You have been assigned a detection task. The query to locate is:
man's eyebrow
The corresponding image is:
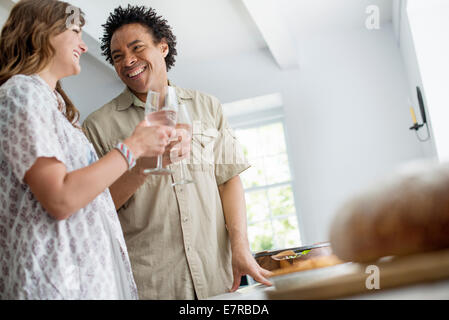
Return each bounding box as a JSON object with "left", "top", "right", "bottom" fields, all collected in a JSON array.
[
  {"left": 127, "top": 40, "right": 143, "bottom": 47},
  {"left": 111, "top": 40, "right": 144, "bottom": 56}
]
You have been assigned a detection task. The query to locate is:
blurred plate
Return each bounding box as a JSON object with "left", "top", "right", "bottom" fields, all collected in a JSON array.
[{"left": 254, "top": 242, "right": 330, "bottom": 259}]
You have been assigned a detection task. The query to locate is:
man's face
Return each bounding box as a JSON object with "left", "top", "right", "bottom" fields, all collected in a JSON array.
[{"left": 110, "top": 23, "right": 168, "bottom": 96}]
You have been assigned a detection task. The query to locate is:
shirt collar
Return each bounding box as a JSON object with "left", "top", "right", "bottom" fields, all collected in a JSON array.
[
  {"left": 115, "top": 87, "right": 134, "bottom": 111},
  {"left": 115, "top": 80, "right": 193, "bottom": 112},
  {"left": 132, "top": 93, "right": 145, "bottom": 108}
]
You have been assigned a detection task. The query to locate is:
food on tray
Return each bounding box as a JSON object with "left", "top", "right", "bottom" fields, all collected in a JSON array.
[
  {"left": 255, "top": 244, "right": 344, "bottom": 276},
  {"left": 272, "top": 249, "right": 312, "bottom": 269},
  {"left": 281, "top": 250, "right": 311, "bottom": 260},
  {"left": 269, "top": 254, "right": 344, "bottom": 277}
]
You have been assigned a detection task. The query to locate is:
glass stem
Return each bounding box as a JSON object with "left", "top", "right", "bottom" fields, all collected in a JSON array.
[{"left": 156, "top": 155, "right": 163, "bottom": 169}]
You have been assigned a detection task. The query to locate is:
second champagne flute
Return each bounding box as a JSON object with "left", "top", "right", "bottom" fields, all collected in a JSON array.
[
  {"left": 172, "top": 103, "right": 194, "bottom": 186},
  {"left": 143, "top": 89, "right": 177, "bottom": 175}
]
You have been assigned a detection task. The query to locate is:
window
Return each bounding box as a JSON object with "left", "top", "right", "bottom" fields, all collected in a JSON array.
[{"left": 224, "top": 93, "right": 301, "bottom": 253}]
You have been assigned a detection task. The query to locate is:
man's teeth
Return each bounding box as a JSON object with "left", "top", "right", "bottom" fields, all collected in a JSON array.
[
  {"left": 128, "top": 67, "right": 146, "bottom": 78},
  {"left": 73, "top": 52, "right": 80, "bottom": 59}
]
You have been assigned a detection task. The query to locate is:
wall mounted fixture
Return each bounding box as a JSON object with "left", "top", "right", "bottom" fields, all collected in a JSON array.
[{"left": 409, "top": 86, "right": 430, "bottom": 141}]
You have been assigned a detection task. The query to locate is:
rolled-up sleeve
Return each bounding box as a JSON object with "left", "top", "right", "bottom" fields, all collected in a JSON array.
[{"left": 212, "top": 99, "right": 250, "bottom": 186}]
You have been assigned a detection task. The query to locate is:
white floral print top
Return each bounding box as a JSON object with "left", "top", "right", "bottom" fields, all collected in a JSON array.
[{"left": 0, "top": 74, "right": 138, "bottom": 300}]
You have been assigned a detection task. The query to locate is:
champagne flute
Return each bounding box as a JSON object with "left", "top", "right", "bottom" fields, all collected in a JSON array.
[
  {"left": 172, "top": 103, "right": 194, "bottom": 186},
  {"left": 143, "top": 88, "right": 178, "bottom": 175}
]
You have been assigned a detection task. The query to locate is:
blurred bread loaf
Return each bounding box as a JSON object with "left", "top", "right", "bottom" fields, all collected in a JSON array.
[{"left": 330, "top": 161, "right": 449, "bottom": 262}]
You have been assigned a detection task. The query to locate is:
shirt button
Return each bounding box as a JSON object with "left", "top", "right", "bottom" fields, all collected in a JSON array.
[{"left": 183, "top": 217, "right": 188, "bottom": 222}]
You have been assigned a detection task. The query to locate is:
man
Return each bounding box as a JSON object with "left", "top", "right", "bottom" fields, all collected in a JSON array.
[{"left": 83, "top": 5, "right": 271, "bottom": 299}]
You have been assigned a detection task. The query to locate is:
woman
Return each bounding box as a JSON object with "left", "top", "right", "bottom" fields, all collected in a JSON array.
[{"left": 0, "top": 0, "right": 174, "bottom": 299}]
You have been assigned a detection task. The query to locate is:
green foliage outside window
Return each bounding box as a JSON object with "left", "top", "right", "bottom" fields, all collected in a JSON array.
[{"left": 235, "top": 122, "right": 301, "bottom": 253}]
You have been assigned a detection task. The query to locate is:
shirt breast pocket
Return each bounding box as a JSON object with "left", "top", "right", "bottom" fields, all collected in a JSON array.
[{"left": 191, "top": 127, "right": 218, "bottom": 171}]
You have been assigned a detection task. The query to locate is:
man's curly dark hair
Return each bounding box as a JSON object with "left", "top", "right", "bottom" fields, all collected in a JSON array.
[{"left": 101, "top": 5, "right": 177, "bottom": 71}]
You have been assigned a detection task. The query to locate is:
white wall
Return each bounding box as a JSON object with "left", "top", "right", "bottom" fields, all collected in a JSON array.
[
  {"left": 396, "top": 0, "right": 437, "bottom": 159},
  {"left": 171, "top": 23, "right": 427, "bottom": 244},
  {"left": 61, "top": 54, "right": 124, "bottom": 123},
  {"left": 406, "top": 0, "right": 449, "bottom": 162},
  {"left": 0, "top": 0, "right": 12, "bottom": 23}
]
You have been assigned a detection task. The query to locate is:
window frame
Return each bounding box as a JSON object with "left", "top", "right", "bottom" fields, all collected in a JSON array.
[{"left": 232, "top": 115, "right": 303, "bottom": 251}]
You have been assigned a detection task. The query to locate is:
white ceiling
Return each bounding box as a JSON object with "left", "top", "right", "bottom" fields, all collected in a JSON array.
[
  {"left": 68, "top": 0, "right": 266, "bottom": 64},
  {"left": 278, "top": 0, "right": 393, "bottom": 40},
  {"left": 64, "top": 0, "right": 394, "bottom": 67}
]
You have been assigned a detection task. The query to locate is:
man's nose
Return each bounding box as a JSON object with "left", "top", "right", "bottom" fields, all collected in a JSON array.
[{"left": 123, "top": 53, "right": 137, "bottom": 67}]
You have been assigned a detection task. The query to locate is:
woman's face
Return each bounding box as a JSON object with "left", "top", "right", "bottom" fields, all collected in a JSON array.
[{"left": 50, "top": 24, "right": 88, "bottom": 78}]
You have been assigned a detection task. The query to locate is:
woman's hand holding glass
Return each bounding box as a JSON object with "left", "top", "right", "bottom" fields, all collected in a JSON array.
[
  {"left": 124, "top": 120, "right": 175, "bottom": 160},
  {"left": 133, "top": 135, "right": 191, "bottom": 172}
]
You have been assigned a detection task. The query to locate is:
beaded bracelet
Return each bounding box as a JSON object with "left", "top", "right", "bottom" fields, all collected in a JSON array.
[{"left": 114, "top": 142, "right": 137, "bottom": 170}]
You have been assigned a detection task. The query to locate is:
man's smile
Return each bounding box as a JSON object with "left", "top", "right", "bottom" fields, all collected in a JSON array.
[{"left": 126, "top": 65, "right": 147, "bottom": 79}]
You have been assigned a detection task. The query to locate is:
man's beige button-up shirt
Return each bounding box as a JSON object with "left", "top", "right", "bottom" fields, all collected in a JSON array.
[{"left": 82, "top": 85, "right": 249, "bottom": 299}]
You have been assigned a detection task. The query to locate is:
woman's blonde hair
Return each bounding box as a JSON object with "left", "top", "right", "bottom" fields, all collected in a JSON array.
[{"left": 0, "top": 0, "right": 85, "bottom": 126}]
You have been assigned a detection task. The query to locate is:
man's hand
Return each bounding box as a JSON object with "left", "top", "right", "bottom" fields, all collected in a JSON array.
[
  {"left": 167, "top": 127, "right": 191, "bottom": 164},
  {"left": 218, "top": 176, "right": 272, "bottom": 292},
  {"left": 132, "top": 128, "right": 192, "bottom": 173},
  {"left": 230, "top": 247, "right": 273, "bottom": 292}
]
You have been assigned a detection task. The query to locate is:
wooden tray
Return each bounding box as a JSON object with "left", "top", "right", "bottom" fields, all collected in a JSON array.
[{"left": 268, "top": 247, "right": 449, "bottom": 299}]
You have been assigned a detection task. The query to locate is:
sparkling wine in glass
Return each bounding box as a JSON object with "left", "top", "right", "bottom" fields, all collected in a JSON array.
[
  {"left": 172, "top": 103, "right": 194, "bottom": 186},
  {"left": 143, "top": 88, "right": 178, "bottom": 175}
]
